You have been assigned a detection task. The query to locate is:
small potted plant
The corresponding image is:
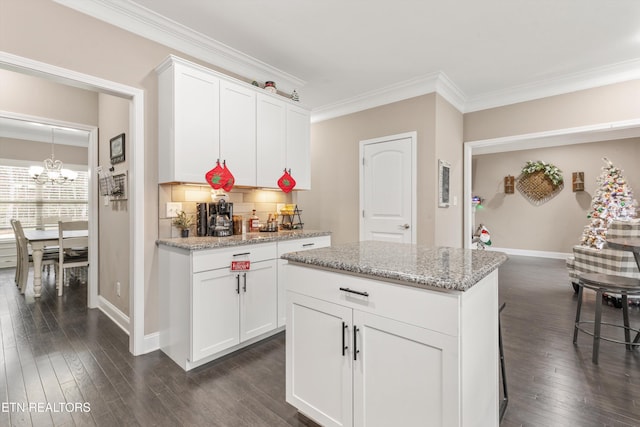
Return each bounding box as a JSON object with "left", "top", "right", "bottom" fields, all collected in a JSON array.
[{"left": 172, "top": 210, "right": 193, "bottom": 237}]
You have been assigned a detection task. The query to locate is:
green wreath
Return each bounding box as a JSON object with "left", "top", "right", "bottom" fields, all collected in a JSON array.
[{"left": 521, "top": 160, "right": 563, "bottom": 186}]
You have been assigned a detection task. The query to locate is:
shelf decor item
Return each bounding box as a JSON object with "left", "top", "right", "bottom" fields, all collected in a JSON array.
[
  {"left": 504, "top": 175, "right": 515, "bottom": 194},
  {"left": 264, "top": 81, "right": 277, "bottom": 94},
  {"left": 172, "top": 210, "right": 193, "bottom": 237},
  {"left": 516, "top": 160, "right": 564, "bottom": 205},
  {"left": 572, "top": 172, "right": 585, "bottom": 192}
]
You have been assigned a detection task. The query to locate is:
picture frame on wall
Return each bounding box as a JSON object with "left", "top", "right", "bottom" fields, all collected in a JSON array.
[
  {"left": 438, "top": 159, "right": 451, "bottom": 208},
  {"left": 110, "top": 133, "right": 125, "bottom": 165}
]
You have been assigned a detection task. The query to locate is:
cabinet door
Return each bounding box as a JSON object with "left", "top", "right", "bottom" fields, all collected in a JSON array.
[
  {"left": 240, "top": 260, "right": 278, "bottom": 341},
  {"left": 160, "top": 63, "right": 220, "bottom": 183},
  {"left": 286, "top": 104, "right": 311, "bottom": 190},
  {"left": 352, "top": 311, "right": 459, "bottom": 427},
  {"left": 256, "top": 94, "right": 286, "bottom": 188},
  {"left": 220, "top": 80, "right": 256, "bottom": 186},
  {"left": 192, "top": 269, "right": 240, "bottom": 362},
  {"left": 286, "top": 292, "right": 353, "bottom": 427}
]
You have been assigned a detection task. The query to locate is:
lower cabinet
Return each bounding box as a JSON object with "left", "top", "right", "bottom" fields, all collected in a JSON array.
[
  {"left": 192, "top": 259, "right": 277, "bottom": 363},
  {"left": 286, "top": 264, "right": 499, "bottom": 427},
  {"left": 286, "top": 293, "right": 458, "bottom": 427}
]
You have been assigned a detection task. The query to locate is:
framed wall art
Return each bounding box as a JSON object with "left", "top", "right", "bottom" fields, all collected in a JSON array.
[
  {"left": 438, "top": 159, "right": 451, "bottom": 208},
  {"left": 110, "top": 133, "right": 125, "bottom": 165}
]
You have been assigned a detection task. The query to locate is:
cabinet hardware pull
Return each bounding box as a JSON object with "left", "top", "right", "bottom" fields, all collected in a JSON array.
[
  {"left": 236, "top": 274, "right": 240, "bottom": 294},
  {"left": 302, "top": 243, "right": 315, "bottom": 247},
  {"left": 243, "top": 272, "right": 247, "bottom": 292},
  {"left": 339, "top": 287, "right": 369, "bottom": 297},
  {"left": 342, "top": 321, "right": 348, "bottom": 356},
  {"left": 233, "top": 252, "right": 250, "bottom": 257},
  {"left": 353, "top": 326, "right": 360, "bottom": 361}
]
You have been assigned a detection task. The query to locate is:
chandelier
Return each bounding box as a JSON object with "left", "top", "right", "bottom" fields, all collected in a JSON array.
[{"left": 29, "top": 128, "right": 78, "bottom": 184}]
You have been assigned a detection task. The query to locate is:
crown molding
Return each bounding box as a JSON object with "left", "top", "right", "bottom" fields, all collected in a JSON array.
[
  {"left": 53, "top": 0, "right": 306, "bottom": 95},
  {"left": 311, "top": 71, "right": 466, "bottom": 123},
  {"left": 464, "top": 58, "right": 640, "bottom": 113}
]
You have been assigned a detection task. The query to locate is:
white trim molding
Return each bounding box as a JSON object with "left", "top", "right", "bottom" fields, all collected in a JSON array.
[
  {"left": 485, "top": 247, "right": 571, "bottom": 260},
  {"left": 312, "top": 72, "right": 465, "bottom": 123},
  {"left": 53, "top": 0, "right": 305, "bottom": 96},
  {"left": 0, "top": 50, "right": 147, "bottom": 356},
  {"left": 99, "top": 295, "right": 130, "bottom": 335}
]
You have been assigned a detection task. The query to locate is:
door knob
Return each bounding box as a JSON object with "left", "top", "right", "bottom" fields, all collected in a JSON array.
[{"left": 401, "top": 224, "right": 410, "bottom": 229}]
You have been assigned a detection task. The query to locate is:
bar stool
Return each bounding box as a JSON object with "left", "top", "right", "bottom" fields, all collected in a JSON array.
[{"left": 573, "top": 273, "right": 640, "bottom": 364}]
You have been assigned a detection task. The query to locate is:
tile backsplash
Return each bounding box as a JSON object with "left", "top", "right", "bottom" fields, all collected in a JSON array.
[{"left": 158, "top": 184, "right": 294, "bottom": 238}]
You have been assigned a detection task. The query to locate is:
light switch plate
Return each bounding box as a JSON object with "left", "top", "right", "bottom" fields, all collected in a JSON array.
[{"left": 166, "top": 202, "right": 182, "bottom": 218}]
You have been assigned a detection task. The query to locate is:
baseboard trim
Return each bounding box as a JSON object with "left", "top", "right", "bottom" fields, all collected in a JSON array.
[
  {"left": 143, "top": 332, "right": 160, "bottom": 353},
  {"left": 486, "top": 247, "right": 571, "bottom": 260},
  {"left": 98, "top": 296, "right": 130, "bottom": 335}
]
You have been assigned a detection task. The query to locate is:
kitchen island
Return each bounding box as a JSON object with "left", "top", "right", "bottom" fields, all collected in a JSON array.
[
  {"left": 282, "top": 241, "right": 508, "bottom": 427},
  {"left": 157, "top": 230, "right": 330, "bottom": 371}
]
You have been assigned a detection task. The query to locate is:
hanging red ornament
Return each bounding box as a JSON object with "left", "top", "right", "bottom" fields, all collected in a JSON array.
[
  {"left": 222, "top": 161, "right": 235, "bottom": 192},
  {"left": 205, "top": 160, "right": 225, "bottom": 190},
  {"left": 277, "top": 169, "right": 296, "bottom": 193}
]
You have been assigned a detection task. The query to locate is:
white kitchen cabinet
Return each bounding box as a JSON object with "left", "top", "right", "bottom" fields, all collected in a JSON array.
[
  {"left": 159, "top": 242, "right": 279, "bottom": 371},
  {"left": 277, "top": 235, "right": 332, "bottom": 327},
  {"left": 256, "top": 93, "right": 287, "bottom": 188},
  {"left": 219, "top": 80, "right": 256, "bottom": 186},
  {"left": 157, "top": 59, "right": 220, "bottom": 183},
  {"left": 256, "top": 94, "right": 312, "bottom": 190},
  {"left": 239, "top": 259, "right": 278, "bottom": 341},
  {"left": 286, "top": 264, "right": 499, "bottom": 427},
  {"left": 192, "top": 268, "right": 240, "bottom": 361},
  {"left": 286, "top": 103, "right": 311, "bottom": 190},
  {"left": 157, "top": 55, "right": 311, "bottom": 188}
]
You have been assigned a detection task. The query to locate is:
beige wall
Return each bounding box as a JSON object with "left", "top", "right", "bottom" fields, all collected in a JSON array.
[
  {"left": 473, "top": 138, "right": 640, "bottom": 253},
  {"left": 98, "top": 93, "right": 130, "bottom": 315},
  {"left": 464, "top": 80, "right": 640, "bottom": 142},
  {"left": 0, "top": 137, "right": 87, "bottom": 165},
  {"left": 301, "top": 93, "right": 464, "bottom": 247},
  {"left": 301, "top": 94, "right": 437, "bottom": 245}
]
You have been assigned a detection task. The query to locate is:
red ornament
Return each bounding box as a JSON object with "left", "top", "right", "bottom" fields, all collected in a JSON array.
[
  {"left": 222, "top": 162, "right": 235, "bottom": 192},
  {"left": 277, "top": 169, "right": 296, "bottom": 193},
  {"left": 205, "top": 160, "right": 225, "bottom": 189}
]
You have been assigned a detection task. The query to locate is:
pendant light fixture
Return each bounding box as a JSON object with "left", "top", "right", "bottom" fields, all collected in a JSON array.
[{"left": 29, "top": 127, "right": 78, "bottom": 184}]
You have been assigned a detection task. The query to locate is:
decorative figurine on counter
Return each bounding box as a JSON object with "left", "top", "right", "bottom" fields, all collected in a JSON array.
[{"left": 472, "top": 224, "right": 492, "bottom": 250}]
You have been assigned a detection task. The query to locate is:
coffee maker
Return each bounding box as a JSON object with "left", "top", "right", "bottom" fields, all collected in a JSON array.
[{"left": 209, "top": 199, "right": 234, "bottom": 237}]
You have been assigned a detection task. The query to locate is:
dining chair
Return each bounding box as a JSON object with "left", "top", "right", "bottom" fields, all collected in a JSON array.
[
  {"left": 11, "top": 219, "right": 58, "bottom": 294},
  {"left": 39, "top": 216, "right": 72, "bottom": 230},
  {"left": 57, "top": 220, "right": 89, "bottom": 297}
]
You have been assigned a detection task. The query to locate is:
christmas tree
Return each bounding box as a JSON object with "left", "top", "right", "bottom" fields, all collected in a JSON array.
[{"left": 581, "top": 158, "right": 637, "bottom": 249}]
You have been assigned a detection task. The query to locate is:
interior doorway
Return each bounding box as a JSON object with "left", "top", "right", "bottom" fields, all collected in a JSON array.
[
  {"left": 359, "top": 132, "right": 417, "bottom": 243},
  {"left": 0, "top": 52, "right": 146, "bottom": 355}
]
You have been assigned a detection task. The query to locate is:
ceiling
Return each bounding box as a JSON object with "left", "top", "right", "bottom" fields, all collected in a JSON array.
[{"left": 57, "top": 0, "right": 640, "bottom": 121}]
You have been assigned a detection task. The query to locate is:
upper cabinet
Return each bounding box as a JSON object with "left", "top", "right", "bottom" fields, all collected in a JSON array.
[
  {"left": 256, "top": 94, "right": 311, "bottom": 190},
  {"left": 157, "top": 56, "right": 311, "bottom": 189},
  {"left": 220, "top": 80, "right": 256, "bottom": 187},
  {"left": 158, "top": 60, "right": 220, "bottom": 184}
]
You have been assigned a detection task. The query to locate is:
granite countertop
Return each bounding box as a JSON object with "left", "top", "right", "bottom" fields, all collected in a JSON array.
[
  {"left": 281, "top": 241, "right": 508, "bottom": 292},
  {"left": 156, "top": 229, "right": 331, "bottom": 250}
]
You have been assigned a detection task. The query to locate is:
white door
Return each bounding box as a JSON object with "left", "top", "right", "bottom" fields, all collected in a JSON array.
[
  {"left": 240, "top": 260, "right": 278, "bottom": 341},
  {"left": 360, "top": 133, "right": 416, "bottom": 243},
  {"left": 191, "top": 269, "right": 240, "bottom": 362},
  {"left": 219, "top": 80, "right": 256, "bottom": 186},
  {"left": 352, "top": 310, "right": 459, "bottom": 427},
  {"left": 286, "top": 292, "right": 353, "bottom": 427}
]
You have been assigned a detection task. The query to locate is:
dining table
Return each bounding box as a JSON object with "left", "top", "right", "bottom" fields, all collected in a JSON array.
[{"left": 23, "top": 228, "right": 88, "bottom": 297}]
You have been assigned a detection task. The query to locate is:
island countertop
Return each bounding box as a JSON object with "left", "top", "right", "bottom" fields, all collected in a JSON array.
[
  {"left": 156, "top": 229, "right": 331, "bottom": 251},
  {"left": 281, "top": 240, "right": 508, "bottom": 292}
]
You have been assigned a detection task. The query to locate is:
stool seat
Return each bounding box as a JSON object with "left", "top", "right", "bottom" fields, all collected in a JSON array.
[{"left": 574, "top": 273, "right": 640, "bottom": 364}]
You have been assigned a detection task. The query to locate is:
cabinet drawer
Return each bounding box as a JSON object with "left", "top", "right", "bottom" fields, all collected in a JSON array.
[
  {"left": 193, "top": 243, "right": 276, "bottom": 273},
  {"left": 277, "top": 236, "right": 331, "bottom": 257},
  {"left": 287, "top": 264, "right": 460, "bottom": 336}
]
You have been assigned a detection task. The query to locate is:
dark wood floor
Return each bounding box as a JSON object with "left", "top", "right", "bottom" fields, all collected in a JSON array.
[{"left": 1, "top": 256, "right": 639, "bottom": 426}]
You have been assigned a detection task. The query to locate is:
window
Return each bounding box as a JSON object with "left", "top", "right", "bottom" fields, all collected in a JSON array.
[{"left": 0, "top": 161, "right": 88, "bottom": 236}]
